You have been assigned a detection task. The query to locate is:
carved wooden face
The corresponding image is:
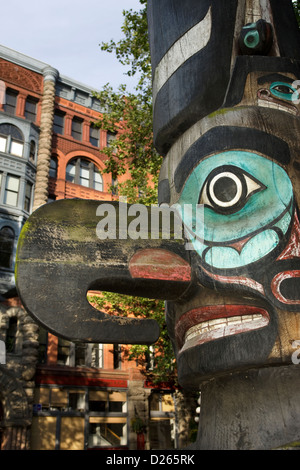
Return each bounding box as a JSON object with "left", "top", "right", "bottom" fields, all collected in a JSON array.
[{"left": 162, "top": 64, "right": 300, "bottom": 388}]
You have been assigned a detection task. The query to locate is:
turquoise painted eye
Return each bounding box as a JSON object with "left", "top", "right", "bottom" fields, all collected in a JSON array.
[
  {"left": 199, "top": 165, "right": 265, "bottom": 215},
  {"left": 270, "top": 82, "right": 298, "bottom": 102},
  {"left": 178, "top": 150, "right": 293, "bottom": 255}
]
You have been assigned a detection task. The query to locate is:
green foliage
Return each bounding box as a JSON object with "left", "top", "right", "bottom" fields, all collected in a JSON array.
[
  {"left": 88, "top": 292, "right": 177, "bottom": 387},
  {"left": 93, "top": 0, "right": 161, "bottom": 204},
  {"left": 293, "top": 0, "right": 300, "bottom": 25},
  {"left": 91, "top": 0, "right": 177, "bottom": 388}
]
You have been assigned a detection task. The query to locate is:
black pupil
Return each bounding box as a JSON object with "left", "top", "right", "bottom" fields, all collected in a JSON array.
[
  {"left": 213, "top": 176, "right": 238, "bottom": 203},
  {"left": 275, "top": 85, "right": 292, "bottom": 94}
]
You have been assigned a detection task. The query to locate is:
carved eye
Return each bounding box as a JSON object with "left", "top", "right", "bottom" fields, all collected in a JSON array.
[
  {"left": 199, "top": 165, "right": 266, "bottom": 214},
  {"left": 270, "top": 82, "right": 298, "bottom": 102}
]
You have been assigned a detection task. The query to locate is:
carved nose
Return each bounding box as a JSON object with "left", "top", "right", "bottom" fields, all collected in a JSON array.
[{"left": 257, "top": 88, "right": 271, "bottom": 99}]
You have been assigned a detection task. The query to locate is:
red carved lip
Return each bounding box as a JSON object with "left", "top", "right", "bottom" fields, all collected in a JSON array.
[
  {"left": 175, "top": 305, "right": 270, "bottom": 352},
  {"left": 129, "top": 249, "right": 191, "bottom": 282}
]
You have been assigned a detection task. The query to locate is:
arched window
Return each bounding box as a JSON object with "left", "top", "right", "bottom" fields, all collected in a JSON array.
[
  {"left": 0, "top": 123, "right": 24, "bottom": 157},
  {"left": 66, "top": 158, "right": 103, "bottom": 191},
  {"left": 0, "top": 226, "right": 15, "bottom": 269}
]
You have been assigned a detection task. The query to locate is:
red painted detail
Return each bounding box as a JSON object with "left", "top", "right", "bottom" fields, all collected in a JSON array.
[
  {"left": 175, "top": 305, "right": 270, "bottom": 350},
  {"left": 35, "top": 374, "right": 128, "bottom": 388},
  {"left": 201, "top": 266, "right": 265, "bottom": 294},
  {"left": 271, "top": 270, "right": 300, "bottom": 305},
  {"left": 277, "top": 210, "right": 300, "bottom": 261},
  {"left": 228, "top": 235, "right": 252, "bottom": 253},
  {"left": 129, "top": 249, "right": 191, "bottom": 282}
]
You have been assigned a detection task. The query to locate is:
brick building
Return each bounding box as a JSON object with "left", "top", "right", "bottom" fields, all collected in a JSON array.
[{"left": 0, "top": 45, "right": 194, "bottom": 450}]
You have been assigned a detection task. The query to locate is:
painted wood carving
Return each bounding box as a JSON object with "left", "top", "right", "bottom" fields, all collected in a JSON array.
[
  {"left": 147, "top": 0, "right": 300, "bottom": 449},
  {"left": 15, "top": 0, "right": 300, "bottom": 449}
]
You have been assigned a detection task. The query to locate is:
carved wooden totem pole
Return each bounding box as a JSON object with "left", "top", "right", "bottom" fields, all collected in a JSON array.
[
  {"left": 15, "top": 0, "right": 300, "bottom": 450},
  {"left": 147, "top": 0, "right": 300, "bottom": 449}
]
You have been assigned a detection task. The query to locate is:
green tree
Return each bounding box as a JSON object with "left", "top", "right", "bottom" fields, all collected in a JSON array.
[
  {"left": 94, "top": 0, "right": 161, "bottom": 205},
  {"left": 88, "top": 292, "right": 177, "bottom": 386},
  {"left": 293, "top": 0, "right": 300, "bottom": 25},
  {"left": 92, "top": 0, "right": 176, "bottom": 387}
]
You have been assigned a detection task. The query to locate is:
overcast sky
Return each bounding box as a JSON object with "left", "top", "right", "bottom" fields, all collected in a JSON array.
[{"left": 1, "top": 0, "right": 142, "bottom": 93}]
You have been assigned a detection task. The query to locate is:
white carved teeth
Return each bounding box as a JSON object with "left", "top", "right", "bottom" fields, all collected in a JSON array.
[
  {"left": 184, "top": 314, "right": 264, "bottom": 344},
  {"left": 258, "top": 99, "right": 298, "bottom": 115}
]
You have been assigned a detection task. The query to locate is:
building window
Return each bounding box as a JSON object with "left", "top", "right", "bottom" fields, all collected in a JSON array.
[
  {"left": 111, "top": 178, "right": 118, "bottom": 196},
  {"left": 49, "top": 156, "right": 58, "bottom": 178},
  {"left": 66, "top": 158, "right": 103, "bottom": 191},
  {"left": 4, "top": 89, "right": 18, "bottom": 115},
  {"left": 75, "top": 343, "right": 86, "bottom": 366},
  {"left": 106, "top": 131, "right": 117, "bottom": 148},
  {"left": 71, "top": 117, "right": 83, "bottom": 141},
  {"left": 4, "top": 175, "right": 20, "bottom": 206},
  {"left": 0, "top": 124, "right": 24, "bottom": 157},
  {"left": 0, "top": 226, "right": 15, "bottom": 268},
  {"left": 32, "top": 387, "right": 127, "bottom": 450},
  {"left": 89, "top": 124, "right": 99, "bottom": 147},
  {"left": 88, "top": 390, "right": 127, "bottom": 448},
  {"left": 113, "top": 344, "right": 121, "bottom": 370},
  {"left": 149, "top": 392, "right": 177, "bottom": 449},
  {"left": 91, "top": 344, "right": 103, "bottom": 368},
  {"left": 29, "top": 140, "right": 36, "bottom": 163},
  {"left": 53, "top": 110, "right": 65, "bottom": 134},
  {"left": 25, "top": 96, "right": 38, "bottom": 121},
  {"left": 24, "top": 182, "right": 33, "bottom": 212},
  {"left": 57, "top": 337, "right": 71, "bottom": 365}
]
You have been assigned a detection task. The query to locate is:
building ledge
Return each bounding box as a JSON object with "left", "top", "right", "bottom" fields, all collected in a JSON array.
[{"left": 35, "top": 363, "right": 129, "bottom": 388}]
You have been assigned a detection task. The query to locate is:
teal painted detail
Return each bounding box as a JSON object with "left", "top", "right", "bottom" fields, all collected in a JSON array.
[
  {"left": 178, "top": 151, "right": 294, "bottom": 269},
  {"left": 270, "top": 82, "right": 298, "bottom": 102},
  {"left": 244, "top": 30, "right": 260, "bottom": 48},
  {"left": 204, "top": 230, "right": 280, "bottom": 269},
  {"left": 243, "top": 23, "right": 256, "bottom": 29}
]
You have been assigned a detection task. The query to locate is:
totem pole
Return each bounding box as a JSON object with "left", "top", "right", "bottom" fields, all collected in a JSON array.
[
  {"left": 15, "top": 0, "right": 300, "bottom": 450},
  {"left": 147, "top": 0, "right": 300, "bottom": 449}
]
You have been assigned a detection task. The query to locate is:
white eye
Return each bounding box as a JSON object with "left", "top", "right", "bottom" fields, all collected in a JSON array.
[
  {"left": 208, "top": 172, "right": 243, "bottom": 208},
  {"left": 199, "top": 166, "right": 265, "bottom": 214}
]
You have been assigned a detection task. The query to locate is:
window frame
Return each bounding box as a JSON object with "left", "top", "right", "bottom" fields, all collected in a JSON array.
[
  {"left": 4, "top": 174, "right": 20, "bottom": 207},
  {"left": 49, "top": 156, "right": 58, "bottom": 178},
  {"left": 53, "top": 110, "right": 65, "bottom": 135},
  {"left": 0, "top": 225, "right": 15, "bottom": 269},
  {"left": 24, "top": 181, "right": 33, "bottom": 213},
  {"left": 24, "top": 96, "right": 38, "bottom": 122},
  {"left": 89, "top": 124, "right": 99, "bottom": 147},
  {"left": 66, "top": 158, "right": 103, "bottom": 191},
  {"left": 0, "top": 124, "right": 24, "bottom": 158},
  {"left": 4, "top": 89, "right": 18, "bottom": 116},
  {"left": 71, "top": 117, "right": 83, "bottom": 141}
]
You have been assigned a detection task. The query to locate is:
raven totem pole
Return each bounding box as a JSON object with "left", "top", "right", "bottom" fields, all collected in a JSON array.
[{"left": 16, "top": 0, "right": 300, "bottom": 449}]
